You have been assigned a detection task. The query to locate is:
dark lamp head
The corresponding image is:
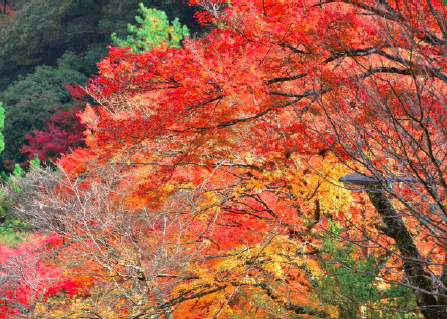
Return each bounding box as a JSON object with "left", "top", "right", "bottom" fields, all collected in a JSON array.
[{"left": 339, "top": 173, "right": 380, "bottom": 191}]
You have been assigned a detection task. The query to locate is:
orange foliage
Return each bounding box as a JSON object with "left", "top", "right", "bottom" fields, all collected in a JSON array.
[{"left": 7, "top": 0, "right": 447, "bottom": 317}]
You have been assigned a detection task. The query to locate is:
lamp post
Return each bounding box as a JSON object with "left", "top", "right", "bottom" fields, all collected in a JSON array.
[
  {"left": 338, "top": 173, "right": 419, "bottom": 192},
  {"left": 338, "top": 173, "right": 380, "bottom": 191},
  {"left": 338, "top": 173, "right": 443, "bottom": 319}
]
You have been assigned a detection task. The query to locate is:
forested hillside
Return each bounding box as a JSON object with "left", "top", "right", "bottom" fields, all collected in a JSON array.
[
  {"left": 0, "top": 0, "right": 200, "bottom": 166},
  {"left": 1, "top": 0, "right": 447, "bottom": 318}
]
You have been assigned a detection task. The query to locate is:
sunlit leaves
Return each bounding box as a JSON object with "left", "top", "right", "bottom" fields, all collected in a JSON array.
[{"left": 6, "top": 0, "right": 447, "bottom": 317}]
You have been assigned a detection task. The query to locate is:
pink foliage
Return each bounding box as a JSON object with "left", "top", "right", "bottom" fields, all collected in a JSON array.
[{"left": 0, "top": 234, "right": 84, "bottom": 318}]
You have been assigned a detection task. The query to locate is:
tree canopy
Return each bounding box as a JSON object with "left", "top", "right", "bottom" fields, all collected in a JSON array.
[{"left": 1, "top": 0, "right": 447, "bottom": 318}]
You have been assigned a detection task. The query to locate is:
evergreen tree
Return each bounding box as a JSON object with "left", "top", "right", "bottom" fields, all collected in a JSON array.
[
  {"left": 313, "top": 221, "right": 418, "bottom": 318},
  {"left": 111, "top": 3, "right": 189, "bottom": 52}
]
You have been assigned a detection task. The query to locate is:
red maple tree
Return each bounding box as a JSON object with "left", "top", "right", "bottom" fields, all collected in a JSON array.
[
  {"left": 21, "top": 84, "right": 87, "bottom": 163},
  {"left": 4, "top": 1, "right": 447, "bottom": 318}
]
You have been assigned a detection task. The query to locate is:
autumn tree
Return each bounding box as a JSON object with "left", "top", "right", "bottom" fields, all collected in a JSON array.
[
  {"left": 20, "top": 84, "right": 88, "bottom": 163},
  {"left": 0, "top": 232, "right": 85, "bottom": 318},
  {"left": 295, "top": 1, "right": 447, "bottom": 317},
  {"left": 5, "top": 0, "right": 447, "bottom": 318},
  {"left": 7, "top": 30, "right": 354, "bottom": 319}
]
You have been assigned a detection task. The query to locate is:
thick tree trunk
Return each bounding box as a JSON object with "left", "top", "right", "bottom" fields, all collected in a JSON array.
[{"left": 367, "top": 190, "right": 446, "bottom": 319}]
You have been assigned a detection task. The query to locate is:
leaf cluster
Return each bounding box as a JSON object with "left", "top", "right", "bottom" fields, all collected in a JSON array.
[{"left": 111, "top": 3, "right": 190, "bottom": 53}]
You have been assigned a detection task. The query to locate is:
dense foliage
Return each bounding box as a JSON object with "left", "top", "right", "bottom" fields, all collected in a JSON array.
[{"left": 1, "top": 0, "right": 447, "bottom": 318}]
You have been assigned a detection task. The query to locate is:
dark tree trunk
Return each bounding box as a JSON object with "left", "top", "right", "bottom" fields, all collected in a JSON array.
[{"left": 368, "top": 190, "right": 446, "bottom": 319}]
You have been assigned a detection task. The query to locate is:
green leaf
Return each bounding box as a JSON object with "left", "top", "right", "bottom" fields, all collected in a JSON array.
[{"left": 111, "top": 3, "right": 189, "bottom": 53}]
